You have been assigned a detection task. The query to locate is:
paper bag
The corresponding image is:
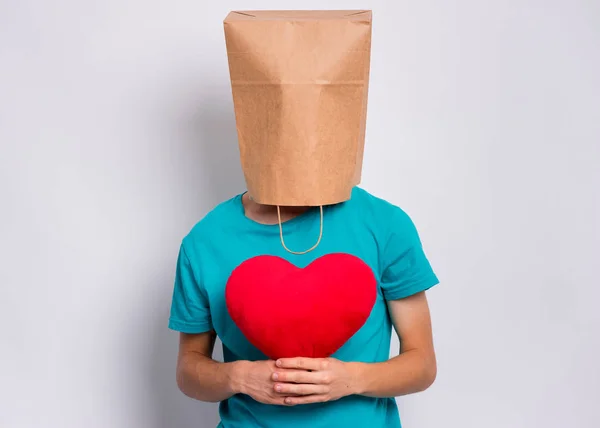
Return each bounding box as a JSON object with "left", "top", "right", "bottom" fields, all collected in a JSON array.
[{"left": 223, "top": 10, "right": 372, "bottom": 206}]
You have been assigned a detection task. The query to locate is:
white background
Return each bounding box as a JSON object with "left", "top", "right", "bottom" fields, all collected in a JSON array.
[{"left": 1, "top": 1, "right": 599, "bottom": 427}]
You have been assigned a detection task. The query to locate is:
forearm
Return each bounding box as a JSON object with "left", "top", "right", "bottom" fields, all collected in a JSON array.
[
  {"left": 351, "top": 349, "right": 436, "bottom": 398},
  {"left": 176, "top": 352, "right": 242, "bottom": 402}
]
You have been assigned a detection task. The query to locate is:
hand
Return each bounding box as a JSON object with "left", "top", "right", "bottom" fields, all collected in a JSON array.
[
  {"left": 231, "top": 360, "right": 304, "bottom": 405},
  {"left": 272, "top": 357, "right": 362, "bottom": 405}
]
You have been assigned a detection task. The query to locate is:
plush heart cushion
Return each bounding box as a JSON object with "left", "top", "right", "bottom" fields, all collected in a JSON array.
[{"left": 225, "top": 253, "right": 377, "bottom": 359}]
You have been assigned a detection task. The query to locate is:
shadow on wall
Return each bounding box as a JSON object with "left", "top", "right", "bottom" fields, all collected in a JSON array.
[
  {"left": 187, "top": 94, "right": 245, "bottom": 209},
  {"left": 143, "top": 81, "right": 244, "bottom": 428}
]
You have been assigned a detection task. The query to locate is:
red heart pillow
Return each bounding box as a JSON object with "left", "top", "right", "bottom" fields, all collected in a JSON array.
[{"left": 225, "top": 253, "right": 377, "bottom": 359}]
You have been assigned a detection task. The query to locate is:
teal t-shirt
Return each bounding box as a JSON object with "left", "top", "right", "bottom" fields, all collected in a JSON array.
[{"left": 168, "top": 187, "right": 439, "bottom": 428}]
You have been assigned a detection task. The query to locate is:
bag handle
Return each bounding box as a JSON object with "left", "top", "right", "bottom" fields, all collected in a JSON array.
[{"left": 276, "top": 205, "right": 323, "bottom": 255}]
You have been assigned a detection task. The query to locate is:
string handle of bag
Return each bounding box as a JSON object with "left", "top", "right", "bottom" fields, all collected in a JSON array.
[{"left": 276, "top": 205, "right": 323, "bottom": 255}]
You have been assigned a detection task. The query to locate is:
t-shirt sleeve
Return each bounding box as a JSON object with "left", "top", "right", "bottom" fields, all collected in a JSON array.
[
  {"left": 168, "top": 242, "right": 213, "bottom": 333},
  {"left": 380, "top": 208, "right": 439, "bottom": 300}
]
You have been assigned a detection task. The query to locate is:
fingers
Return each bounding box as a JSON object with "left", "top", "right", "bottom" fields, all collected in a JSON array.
[
  {"left": 266, "top": 396, "right": 288, "bottom": 405},
  {"left": 283, "top": 394, "right": 329, "bottom": 405},
  {"left": 274, "top": 382, "right": 329, "bottom": 396},
  {"left": 276, "top": 357, "right": 328, "bottom": 371},
  {"left": 272, "top": 370, "right": 329, "bottom": 384}
]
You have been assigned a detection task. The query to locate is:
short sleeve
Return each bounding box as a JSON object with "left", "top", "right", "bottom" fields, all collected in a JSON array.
[
  {"left": 380, "top": 208, "right": 439, "bottom": 300},
  {"left": 168, "top": 243, "right": 213, "bottom": 333}
]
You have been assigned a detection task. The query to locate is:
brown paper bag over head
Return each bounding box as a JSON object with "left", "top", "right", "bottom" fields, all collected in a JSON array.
[{"left": 224, "top": 10, "right": 372, "bottom": 207}]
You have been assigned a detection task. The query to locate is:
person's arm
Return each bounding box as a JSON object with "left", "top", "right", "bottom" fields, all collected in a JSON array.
[
  {"left": 354, "top": 291, "right": 436, "bottom": 396},
  {"left": 176, "top": 331, "right": 237, "bottom": 402},
  {"left": 272, "top": 291, "right": 436, "bottom": 404},
  {"left": 176, "top": 331, "right": 302, "bottom": 405}
]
